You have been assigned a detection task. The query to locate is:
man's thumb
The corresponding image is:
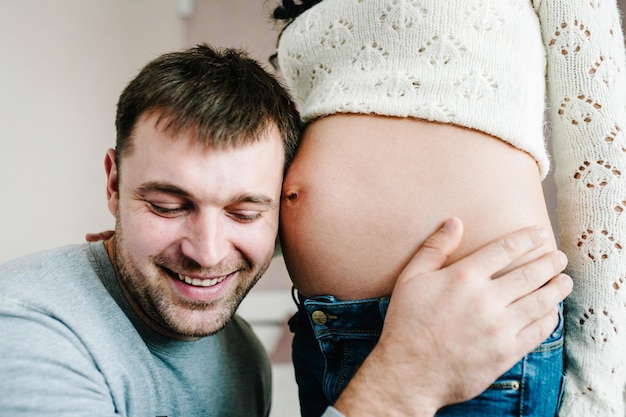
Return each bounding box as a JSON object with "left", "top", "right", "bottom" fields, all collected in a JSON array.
[{"left": 399, "top": 217, "right": 464, "bottom": 279}]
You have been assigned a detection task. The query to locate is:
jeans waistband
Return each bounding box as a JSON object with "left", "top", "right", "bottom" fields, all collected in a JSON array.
[{"left": 295, "top": 290, "right": 391, "bottom": 333}]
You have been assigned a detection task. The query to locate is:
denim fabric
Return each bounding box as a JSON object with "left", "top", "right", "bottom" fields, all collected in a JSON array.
[{"left": 289, "top": 294, "right": 564, "bottom": 417}]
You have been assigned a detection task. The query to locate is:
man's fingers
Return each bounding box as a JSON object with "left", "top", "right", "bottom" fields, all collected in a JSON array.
[
  {"left": 85, "top": 231, "right": 115, "bottom": 242},
  {"left": 455, "top": 226, "right": 551, "bottom": 280},
  {"left": 494, "top": 250, "right": 569, "bottom": 305},
  {"left": 513, "top": 310, "right": 561, "bottom": 359},
  {"left": 508, "top": 273, "right": 572, "bottom": 330},
  {"left": 399, "top": 217, "right": 464, "bottom": 278}
]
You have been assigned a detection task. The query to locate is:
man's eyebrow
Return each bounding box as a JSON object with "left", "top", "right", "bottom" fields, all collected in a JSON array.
[
  {"left": 136, "top": 182, "right": 191, "bottom": 198},
  {"left": 232, "top": 193, "right": 277, "bottom": 208}
]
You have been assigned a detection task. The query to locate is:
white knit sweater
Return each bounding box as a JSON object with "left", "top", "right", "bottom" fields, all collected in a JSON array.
[
  {"left": 278, "top": 0, "right": 626, "bottom": 415},
  {"left": 535, "top": 1, "right": 626, "bottom": 416}
]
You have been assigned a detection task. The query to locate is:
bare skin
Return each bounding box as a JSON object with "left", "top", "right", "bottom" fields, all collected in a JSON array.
[{"left": 281, "top": 115, "right": 556, "bottom": 299}]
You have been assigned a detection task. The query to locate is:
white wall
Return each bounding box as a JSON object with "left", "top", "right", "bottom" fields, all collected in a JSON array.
[
  {"left": 185, "top": 0, "right": 280, "bottom": 73},
  {"left": 0, "top": 1, "right": 184, "bottom": 263}
]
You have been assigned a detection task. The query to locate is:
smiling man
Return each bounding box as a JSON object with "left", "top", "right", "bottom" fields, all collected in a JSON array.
[
  {"left": 105, "top": 114, "right": 284, "bottom": 340},
  {"left": 0, "top": 44, "right": 571, "bottom": 417}
]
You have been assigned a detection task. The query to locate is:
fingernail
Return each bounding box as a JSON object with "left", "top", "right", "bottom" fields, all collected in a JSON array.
[
  {"left": 562, "top": 274, "right": 573, "bottom": 290},
  {"left": 442, "top": 217, "right": 459, "bottom": 232}
]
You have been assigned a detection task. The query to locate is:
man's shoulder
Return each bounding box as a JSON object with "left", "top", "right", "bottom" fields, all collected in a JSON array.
[
  {"left": 0, "top": 243, "right": 94, "bottom": 276},
  {"left": 0, "top": 243, "right": 159, "bottom": 416},
  {"left": 0, "top": 242, "right": 112, "bottom": 313}
]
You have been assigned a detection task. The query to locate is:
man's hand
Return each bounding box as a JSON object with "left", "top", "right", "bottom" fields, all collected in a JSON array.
[
  {"left": 333, "top": 217, "right": 572, "bottom": 417},
  {"left": 85, "top": 231, "right": 114, "bottom": 242}
]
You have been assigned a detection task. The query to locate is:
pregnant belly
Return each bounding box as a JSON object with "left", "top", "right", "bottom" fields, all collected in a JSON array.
[{"left": 280, "top": 115, "right": 555, "bottom": 300}]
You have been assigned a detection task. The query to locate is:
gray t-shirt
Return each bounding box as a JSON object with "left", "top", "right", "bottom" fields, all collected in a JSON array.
[{"left": 0, "top": 242, "right": 271, "bottom": 416}]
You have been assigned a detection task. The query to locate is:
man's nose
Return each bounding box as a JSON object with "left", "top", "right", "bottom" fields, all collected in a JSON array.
[{"left": 179, "top": 211, "right": 231, "bottom": 268}]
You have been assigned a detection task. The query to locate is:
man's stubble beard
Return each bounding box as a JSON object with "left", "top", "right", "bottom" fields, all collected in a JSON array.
[{"left": 111, "top": 217, "right": 272, "bottom": 339}]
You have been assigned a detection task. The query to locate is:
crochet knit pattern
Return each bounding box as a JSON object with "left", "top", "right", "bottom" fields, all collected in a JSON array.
[{"left": 535, "top": 0, "right": 626, "bottom": 415}]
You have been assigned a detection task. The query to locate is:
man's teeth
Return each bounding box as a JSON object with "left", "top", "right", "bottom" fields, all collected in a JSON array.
[{"left": 178, "top": 274, "right": 227, "bottom": 287}]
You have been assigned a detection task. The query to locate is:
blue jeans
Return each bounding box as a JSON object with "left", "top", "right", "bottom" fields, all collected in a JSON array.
[{"left": 289, "top": 294, "right": 564, "bottom": 417}]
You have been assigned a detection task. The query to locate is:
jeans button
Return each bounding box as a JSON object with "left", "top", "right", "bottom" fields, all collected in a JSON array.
[{"left": 311, "top": 310, "right": 328, "bottom": 325}]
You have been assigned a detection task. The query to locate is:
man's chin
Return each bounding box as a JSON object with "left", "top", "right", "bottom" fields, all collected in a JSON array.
[{"left": 158, "top": 299, "right": 240, "bottom": 339}]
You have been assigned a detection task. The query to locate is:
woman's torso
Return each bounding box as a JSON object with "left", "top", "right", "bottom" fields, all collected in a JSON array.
[{"left": 280, "top": 114, "right": 556, "bottom": 299}]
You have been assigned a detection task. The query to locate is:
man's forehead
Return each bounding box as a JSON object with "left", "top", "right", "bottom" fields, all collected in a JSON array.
[
  {"left": 121, "top": 116, "right": 284, "bottom": 196},
  {"left": 129, "top": 111, "right": 286, "bottom": 155}
]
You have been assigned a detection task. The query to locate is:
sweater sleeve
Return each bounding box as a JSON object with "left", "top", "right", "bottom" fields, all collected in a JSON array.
[{"left": 534, "top": 0, "right": 626, "bottom": 415}]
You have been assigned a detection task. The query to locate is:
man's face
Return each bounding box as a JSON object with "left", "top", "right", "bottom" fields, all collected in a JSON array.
[{"left": 105, "top": 114, "right": 284, "bottom": 340}]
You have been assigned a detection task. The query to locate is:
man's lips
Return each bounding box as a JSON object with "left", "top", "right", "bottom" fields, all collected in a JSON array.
[
  {"left": 159, "top": 266, "right": 240, "bottom": 303},
  {"left": 161, "top": 266, "right": 236, "bottom": 288},
  {"left": 176, "top": 273, "right": 229, "bottom": 288}
]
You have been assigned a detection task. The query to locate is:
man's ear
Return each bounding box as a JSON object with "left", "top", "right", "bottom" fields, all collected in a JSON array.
[{"left": 104, "top": 149, "right": 119, "bottom": 217}]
